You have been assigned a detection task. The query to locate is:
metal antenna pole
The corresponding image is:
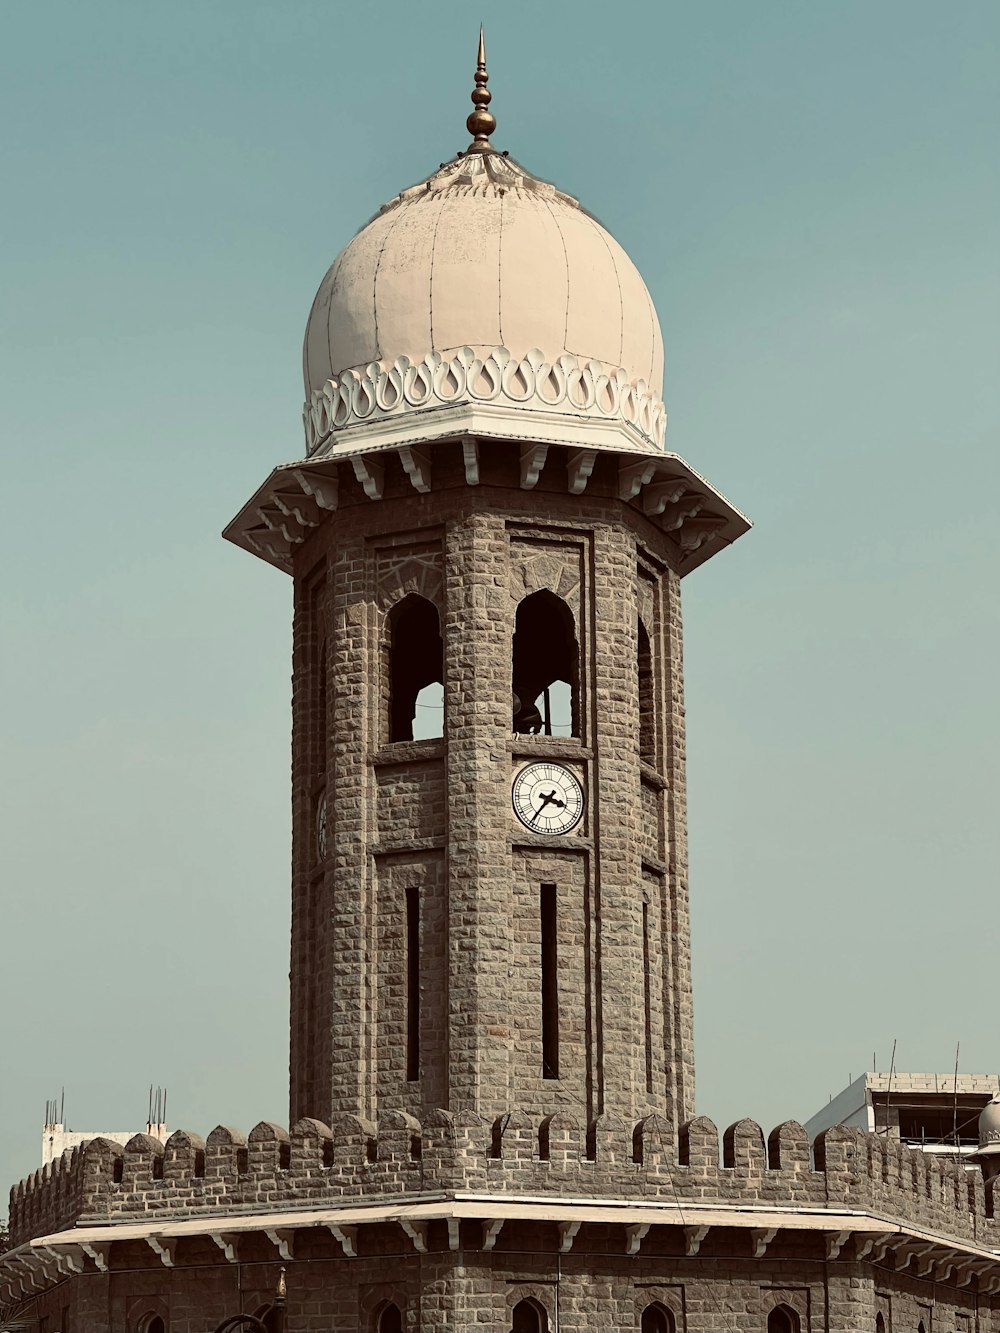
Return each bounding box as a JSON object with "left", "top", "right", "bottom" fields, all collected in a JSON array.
[
  {"left": 952, "top": 1041, "right": 961, "bottom": 1159},
  {"left": 883, "top": 1038, "right": 897, "bottom": 1137}
]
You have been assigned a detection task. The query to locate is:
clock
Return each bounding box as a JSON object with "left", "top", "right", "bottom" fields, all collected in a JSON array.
[
  {"left": 316, "top": 794, "right": 328, "bottom": 862},
  {"left": 512, "top": 762, "right": 584, "bottom": 835}
]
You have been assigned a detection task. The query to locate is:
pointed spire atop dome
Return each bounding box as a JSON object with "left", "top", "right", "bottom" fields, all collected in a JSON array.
[{"left": 465, "top": 25, "right": 496, "bottom": 153}]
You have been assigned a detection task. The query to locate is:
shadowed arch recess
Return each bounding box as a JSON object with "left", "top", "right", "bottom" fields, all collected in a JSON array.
[
  {"left": 387, "top": 594, "right": 443, "bottom": 742},
  {"left": 511, "top": 1299, "right": 548, "bottom": 1333},
  {"left": 512, "top": 589, "right": 579, "bottom": 736}
]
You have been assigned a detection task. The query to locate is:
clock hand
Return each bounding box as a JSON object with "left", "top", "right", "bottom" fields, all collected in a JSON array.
[
  {"left": 528, "top": 789, "right": 568, "bottom": 827},
  {"left": 536, "top": 789, "right": 566, "bottom": 811}
]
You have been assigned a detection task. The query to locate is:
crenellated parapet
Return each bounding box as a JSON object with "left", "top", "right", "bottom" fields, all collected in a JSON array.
[{"left": 10, "top": 1112, "right": 996, "bottom": 1250}]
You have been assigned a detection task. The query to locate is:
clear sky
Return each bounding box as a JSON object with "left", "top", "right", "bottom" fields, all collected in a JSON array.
[{"left": 1, "top": 0, "right": 998, "bottom": 1200}]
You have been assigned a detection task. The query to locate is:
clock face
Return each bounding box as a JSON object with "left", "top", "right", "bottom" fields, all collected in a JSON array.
[
  {"left": 316, "top": 794, "right": 328, "bottom": 862},
  {"left": 512, "top": 762, "right": 584, "bottom": 835}
]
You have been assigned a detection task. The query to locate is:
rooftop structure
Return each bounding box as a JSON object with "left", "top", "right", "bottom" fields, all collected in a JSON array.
[{"left": 805, "top": 1073, "right": 1000, "bottom": 1160}]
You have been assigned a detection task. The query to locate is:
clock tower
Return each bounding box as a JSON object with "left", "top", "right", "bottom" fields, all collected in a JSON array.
[
  {"left": 225, "top": 39, "right": 749, "bottom": 1147},
  {"left": 10, "top": 41, "right": 997, "bottom": 1333}
]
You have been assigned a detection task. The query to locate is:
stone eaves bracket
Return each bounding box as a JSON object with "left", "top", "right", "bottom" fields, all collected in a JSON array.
[
  {"left": 226, "top": 436, "right": 750, "bottom": 579},
  {"left": 328, "top": 1224, "right": 358, "bottom": 1258},
  {"left": 145, "top": 1236, "right": 176, "bottom": 1268}
]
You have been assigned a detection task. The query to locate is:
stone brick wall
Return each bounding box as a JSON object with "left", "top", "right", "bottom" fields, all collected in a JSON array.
[
  {"left": 286, "top": 444, "right": 692, "bottom": 1135},
  {"left": 15, "top": 1222, "right": 998, "bottom": 1333},
  {"left": 11, "top": 1118, "right": 998, "bottom": 1253}
]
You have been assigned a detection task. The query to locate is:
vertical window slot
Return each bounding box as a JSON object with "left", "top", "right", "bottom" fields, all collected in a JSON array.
[
  {"left": 642, "top": 901, "right": 654, "bottom": 1095},
  {"left": 638, "top": 616, "right": 655, "bottom": 766},
  {"left": 541, "top": 883, "right": 559, "bottom": 1079},
  {"left": 406, "top": 887, "right": 420, "bottom": 1080}
]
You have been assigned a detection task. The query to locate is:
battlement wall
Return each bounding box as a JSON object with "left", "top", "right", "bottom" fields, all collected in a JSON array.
[{"left": 10, "top": 1112, "right": 996, "bottom": 1250}]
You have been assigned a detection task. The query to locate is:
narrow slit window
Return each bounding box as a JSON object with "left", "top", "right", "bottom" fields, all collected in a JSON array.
[
  {"left": 541, "top": 883, "right": 559, "bottom": 1079},
  {"left": 638, "top": 616, "right": 655, "bottom": 765},
  {"left": 388, "top": 595, "right": 443, "bottom": 743},
  {"left": 642, "top": 901, "right": 654, "bottom": 1095},
  {"left": 406, "top": 886, "right": 420, "bottom": 1081},
  {"left": 307, "top": 577, "right": 328, "bottom": 775},
  {"left": 512, "top": 590, "right": 579, "bottom": 736}
]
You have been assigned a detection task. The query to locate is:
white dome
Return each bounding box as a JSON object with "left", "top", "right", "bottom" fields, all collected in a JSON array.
[{"left": 301, "top": 151, "right": 666, "bottom": 455}]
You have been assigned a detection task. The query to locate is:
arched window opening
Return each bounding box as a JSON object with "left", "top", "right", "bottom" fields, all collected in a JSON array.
[
  {"left": 767, "top": 1306, "right": 799, "bottom": 1333},
  {"left": 637, "top": 617, "right": 655, "bottom": 766},
  {"left": 138, "top": 1317, "right": 165, "bottom": 1333},
  {"left": 917, "top": 1324, "right": 926, "bottom": 1333},
  {"left": 511, "top": 1299, "right": 547, "bottom": 1333},
  {"left": 641, "top": 1304, "right": 675, "bottom": 1333},
  {"left": 875, "top": 1316, "right": 886, "bottom": 1333},
  {"left": 376, "top": 1303, "right": 403, "bottom": 1333},
  {"left": 512, "top": 591, "right": 578, "bottom": 736},
  {"left": 388, "top": 596, "right": 443, "bottom": 743}
]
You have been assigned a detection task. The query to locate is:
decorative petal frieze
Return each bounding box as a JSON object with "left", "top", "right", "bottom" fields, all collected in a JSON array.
[{"left": 304, "top": 346, "right": 667, "bottom": 456}]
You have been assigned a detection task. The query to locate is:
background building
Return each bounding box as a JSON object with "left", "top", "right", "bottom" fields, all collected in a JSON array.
[{"left": 805, "top": 1074, "right": 999, "bottom": 1162}]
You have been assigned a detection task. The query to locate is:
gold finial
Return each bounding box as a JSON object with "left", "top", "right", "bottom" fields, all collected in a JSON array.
[
  {"left": 465, "top": 25, "right": 496, "bottom": 153},
  {"left": 275, "top": 1267, "right": 287, "bottom": 1304}
]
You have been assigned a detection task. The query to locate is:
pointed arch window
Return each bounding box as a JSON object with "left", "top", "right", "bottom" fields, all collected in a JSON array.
[
  {"left": 376, "top": 1304, "right": 403, "bottom": 1333},
  {"left": 641, "top": 1304, "right": 675, "bottom": 1333},
  {"left": 875, "top": 1316, "right": 886, "bottom": 1333},
  {"left": 511, "top": 1299, "right": 547, "bottom": 1333},
  {"left": 387, "top": 595, "right": 443, "bottom": 742},
  {"left": 767, "top": 1306, "right": 800, "bottom": 1333},
  {"left": 512, "top": 590, "right": 579, "bottom": 736}
]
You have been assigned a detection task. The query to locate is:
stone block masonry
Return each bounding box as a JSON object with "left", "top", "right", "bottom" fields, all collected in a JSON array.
[
  {"left": 10, "top": 1114, "right": 999, "bottom": 1252},
  {"left": 286, "top": 446, "right": 695, "bottom": 1135}
]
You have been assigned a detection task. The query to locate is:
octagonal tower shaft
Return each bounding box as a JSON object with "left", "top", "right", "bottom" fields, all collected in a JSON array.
[{"left": 286, "top": 440, "right": 695, "bottom": 1132}]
